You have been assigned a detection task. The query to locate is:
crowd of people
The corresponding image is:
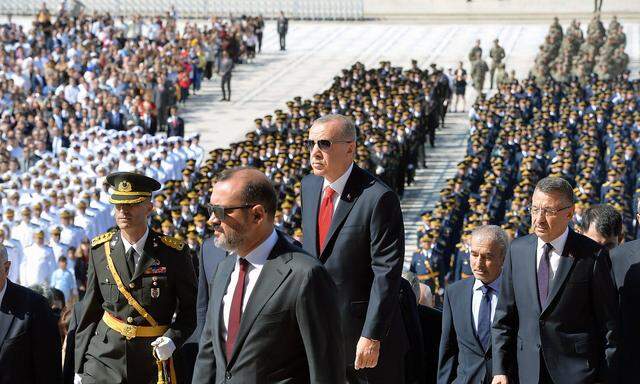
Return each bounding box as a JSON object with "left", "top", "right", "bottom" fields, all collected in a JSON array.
[
  {"left": 412, "top": 17, "right": 637, "bottom": 305},
  {"left": 0, "top": 6, "right": 279, "bottom": 298}
]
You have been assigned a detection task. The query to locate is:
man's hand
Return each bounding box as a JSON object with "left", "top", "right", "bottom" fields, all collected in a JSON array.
[
  {"left": 354, "top": 336, "right": 380, "bottom": 369},
  {"left": 492, "top": 375, "right": 509, "bottom": 384},
  {"left": 74, "top": 374, "right": 82, "bottom": 384},
  {"left": 151, "top": 337, "right": 176, "bottom": 361}
]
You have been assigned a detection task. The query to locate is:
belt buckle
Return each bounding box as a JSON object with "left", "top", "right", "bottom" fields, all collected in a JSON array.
[{"left": 123, "top": 324, "right": 137, "bottom": 340}]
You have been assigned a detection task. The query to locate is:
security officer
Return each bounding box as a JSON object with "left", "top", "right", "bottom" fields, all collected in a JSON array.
[{"left": 74, "top": 172, "right": 197, "bottom": 384}]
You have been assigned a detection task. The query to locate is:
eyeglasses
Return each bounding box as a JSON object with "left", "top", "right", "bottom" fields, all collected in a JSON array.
[
  {"left": 304, "top": 139, "right": 353, "bottom": 151},
  {"left": 529, "top": 205, "right": 573, "bottom": 216},
  {"left": 206, "top": 203, "right": 255, "bottom": 220}
]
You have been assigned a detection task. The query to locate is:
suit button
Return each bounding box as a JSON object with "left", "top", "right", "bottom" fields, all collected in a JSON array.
[
  {"left": 129, "top": 282, "right": 135, "bottom": 289},
  {"left": 225, "top": 371, "right": 232, "bottom": 380},
  {"left": 127, "top": 317, "right": 134, "bottom": 324}
]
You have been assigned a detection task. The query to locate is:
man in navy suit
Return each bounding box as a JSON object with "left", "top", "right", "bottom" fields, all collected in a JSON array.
[
  {"left": 0, "top": 244, "right": 62, "bottom": 384},
  {"left": 301, "top": 114, "right": 408, "bottom": 383},
  {"left": 438, "top": 225, "right": 508, "bottom": 384},
  {"left": 492, "top": 177, "right": 618, "bottom": 384}
]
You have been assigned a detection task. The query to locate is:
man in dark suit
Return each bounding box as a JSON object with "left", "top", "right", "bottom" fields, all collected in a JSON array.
[
  {"left": 193, "top": 167, "right": 345, "bottom": 383},
  {"left": 492, "top": 177, "right": 618, "bottom": 384},
  {"left": 180, "top": 236, "right": 226, "bottom": 383},
  {"left": 578, "top": 204, "right": 624, "bottom": 250},
  {"left": 438, "top": 225, "right": 508, "bottom": 384},
  {"left": 277, "top": 11, "right": 288, "bottom": 51},
  {"left": 0, "top": 244, "right": 62, "bottom": 384},
  {"left": 167, "top": 107, "right": 185, "bottom": 138},
  {"left": 301, "top": 114, "right": 408, "bottom": 383},
  {"left": 609, "top": 201, "right": 639, "bottom": 383}
]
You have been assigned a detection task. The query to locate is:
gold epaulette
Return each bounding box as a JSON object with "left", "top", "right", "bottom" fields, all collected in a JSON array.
[
  {"left": 161, "top": 235, "right": 185, "bottom": 251},
  {"left": 91, "top": 231, "right": 115, "bottom": 248}
]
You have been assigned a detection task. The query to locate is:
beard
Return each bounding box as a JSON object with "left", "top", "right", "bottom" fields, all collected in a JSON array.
[{"left": 213, "top": 225, "right": 246, "bottom": 252}]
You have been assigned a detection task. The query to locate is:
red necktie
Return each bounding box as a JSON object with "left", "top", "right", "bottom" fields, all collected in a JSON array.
[
  {"left": 317, "top": 186, "right": 336, "bottom": 254},
  {"left": 226, "top": 257, "right": 249, "bottom": 361}
]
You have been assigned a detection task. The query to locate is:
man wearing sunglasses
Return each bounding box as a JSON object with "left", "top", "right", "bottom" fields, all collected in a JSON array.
[
  {"left": 74, "top": 172, "right": 197, "bottom": 384},
  {"left": 300, "top": 114, "right": 408, "bottom": 384},
  {"left": 193, "top": 167, "right": 344, "bottom": 383}
]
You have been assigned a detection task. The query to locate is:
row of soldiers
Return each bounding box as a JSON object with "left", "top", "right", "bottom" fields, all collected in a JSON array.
[
  {"left": 468, "top": 38, "right": 506, "bottom": 92},
  {"left": 412, "top": 72, "right": 640, "bottom": 304},
  {"left": 532, "top": 16, "right": 629, "bottom": 83}
]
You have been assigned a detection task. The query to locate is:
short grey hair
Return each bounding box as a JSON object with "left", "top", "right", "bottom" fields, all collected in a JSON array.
[
  {"left": 0, "top": 244, "right": 7, "bottom": 264},
  {"left": 313, "top": 114, "right": 356, "bottom": 141},
  {"left": 534, "top": 176, "right": 574, "bottom": 206},
  {"left": 471, "top": 225, "right": 509, "bottom": 259}
]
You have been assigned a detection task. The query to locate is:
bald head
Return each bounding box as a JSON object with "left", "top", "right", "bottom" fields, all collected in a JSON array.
[{"left": 217, "top": 167, "right": 277, "bottom": 218}]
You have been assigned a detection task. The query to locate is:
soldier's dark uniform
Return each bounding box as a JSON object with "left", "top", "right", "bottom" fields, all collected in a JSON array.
[{"left": 74, "top": 172, "right": 197, "bottom": 384}]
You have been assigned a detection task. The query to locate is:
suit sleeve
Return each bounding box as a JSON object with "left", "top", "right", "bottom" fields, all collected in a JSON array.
[
  {"left": 32, "top": 295, "right": 62, "bottom": 384},
  {"left": 164, "top": 246, "right": 197, "bottom": 347},
  {"left": 362, "top": 190, "right": 404, "bottom": 340},
  {"left": 491, "top": 244, "right": 518, "bottom": 377},
  {"left": 74, "top": 248, "right": 103, "bottom": 373},
  {"left": 192, "top": 263, "right": 221, "bottom": 384},
  {"left": 296, "top": 263, "right": 346, "bottom": 383},
  {"left": 437, "top": 288, "right": 458, "bottom": 384},
  {"left": 194, "top": 243, "right": 209, "bottom": 341},
  {"left": 592, "top": 248, "right": 618, "bottom": 382}
]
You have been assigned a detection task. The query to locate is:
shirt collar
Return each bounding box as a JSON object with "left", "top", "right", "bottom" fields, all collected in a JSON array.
[
  {"left": 473, "top": 274, "right": 502, "bottom": 294},
  {"left": 322, "top": 163, "right": 353, "bottom": 196},
  {"left": 537, "top": 227, "right": 569, "bottom": 255},
  {"left": 122, "top": 227, "right": 150, "bottom": 255},
  {"left": 241, "top": 229, "right": 278, "bottom": 268},
  {"left": 0, "top": 279, "right": 7, "bottom": 307}
]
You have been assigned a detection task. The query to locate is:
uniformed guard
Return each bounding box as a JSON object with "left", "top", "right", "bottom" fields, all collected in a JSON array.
[{"left": 74, "top": 172, "right": 197, "bottom": 384}]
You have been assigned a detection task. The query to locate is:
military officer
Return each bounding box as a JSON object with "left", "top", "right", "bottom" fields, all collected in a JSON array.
[
  {"left": 74, "top": 172, "right": 197, "bottom": 384},
  {"left": 489, "top": 38, "right": 506, "bottom": 89},
  {"left": 410, "top": 235, "right": 442, "bottom": 300}
]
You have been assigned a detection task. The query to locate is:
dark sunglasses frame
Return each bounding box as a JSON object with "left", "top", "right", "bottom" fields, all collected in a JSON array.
[
  {"left": 304, "top": 139, "right": 353, "bottom": 151},
  {"left": 206, "top": 204, "right": 256, "bottom": 220}
]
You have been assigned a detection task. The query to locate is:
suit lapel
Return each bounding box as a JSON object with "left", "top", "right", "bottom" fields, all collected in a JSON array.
[
  {"left": 305, "top": 176, "right": 323, "bottom": 257},
  {"left": 131, "top": 231, "right": 160, "bottom": 282},
  {"left": 228, "top": 237, "right": 292, "bottom": 366},
  {"left": 212, "top": 255, "right": 235, "bottom": 365},
  {"left": 542, "top": 230, "right": 577, "bottom": 314},
  {"left": 0, "top": 281, "right": 16, "bottom": 348},
  {"left": 319, "top": 164, "right": 363, "bottom": 260},
  {"left": 462, "top": 279, "right": 485, "bottom": 356},
  {"left": 109, "top": 232, "right": 132, "bottom": 284},
  {"left": 527, "top": 235, "right": 542, "bottom": 314}
]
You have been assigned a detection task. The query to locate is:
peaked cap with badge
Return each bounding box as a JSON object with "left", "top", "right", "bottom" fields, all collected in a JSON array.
[{"left": 106, "top": 171, "right": 162, "bottom": 204}]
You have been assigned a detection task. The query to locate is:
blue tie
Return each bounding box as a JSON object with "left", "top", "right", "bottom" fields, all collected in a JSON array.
[{"left": 477, "top": 284, "right": 492, "bottom": 351}]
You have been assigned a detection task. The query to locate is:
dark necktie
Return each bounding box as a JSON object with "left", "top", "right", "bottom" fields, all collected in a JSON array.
[
  {"left": 226, "top": 257, "right": 249, "bottom": 361},
  {"left": 317, "top": 187, "right": 335, "bottom": 254},
  {"left": 126, "top": 247, "right": 137, "bottom": 276},
  {"left": 477, "top": 284, "right": 493, "bottom": 351},
  {"left": 537, "top": 243, "right": 553, "bottom": 307}
]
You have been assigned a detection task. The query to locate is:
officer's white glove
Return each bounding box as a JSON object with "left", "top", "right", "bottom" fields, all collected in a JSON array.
[
  {"left": 74, "top": 374, "right": 82, "bottom": 384},
  {"left": 151, "top": 337, "right": 176, "bottom": 361}
]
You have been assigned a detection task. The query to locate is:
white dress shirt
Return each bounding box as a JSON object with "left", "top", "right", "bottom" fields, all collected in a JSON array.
[
  {"left": 221, "top": 229, "right": 278, "bottom": 341},
  {"left": 121, "top": 227, "right": 149, "bottom": 267},
  {"left": 536, "top": 227, "right": 569, "bottom": 283},
  {"left": 321, "top": 163, "right": 353, "bottom": 214},
  {"left": 472, "top": 275, "right": 502, "bottom": 333}
]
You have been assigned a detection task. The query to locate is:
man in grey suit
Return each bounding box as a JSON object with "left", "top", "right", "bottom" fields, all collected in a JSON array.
[
  {"left": 192, "top": 167, "right": 344, "bottom": 383},
  {"left": 301, "top": 114, "right": 408, "bottom": 383},
  {"left": 492, "top": 177, "right": 618, "bottom": 384},
  {"left": 438, "top": 225, "right": 508, "bottom": 384}
]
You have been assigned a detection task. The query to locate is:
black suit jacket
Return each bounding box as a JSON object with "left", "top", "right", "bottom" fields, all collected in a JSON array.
[
  {"left": 419, "top": 305, "right": 442, "bottom": 384},
  {"left": 0, "top": 280, "right": 62, "bottom": 384},
  {"left": 610, "top": 239, "right": 640, "bottom": 383},
  {"left": 192, "top": 231, "right": 345, "bottom": 383},
  {"left": 63, "top": 302, "right": 83, "bottom": 384},
  {"left": 438, "top": 278, "right": 492, "bottom": 384},
  {"left": 301, "top": 164, "right": 408, "bottom": 381},
  {"left": 492, "top": 230, "right": 618, "bottom": 384}
]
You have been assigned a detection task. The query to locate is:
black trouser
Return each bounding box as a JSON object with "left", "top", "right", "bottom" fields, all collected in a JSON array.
[
  {"left": 205, "top": 61, "right": 213, "bottom": 79},
  {"left": 257, "top": 32, "right": 263, "bottom": 52},
  {"left": 279, "top": 33, "right": 286, "bottom": 50},
  {"left": 221, "top": 73, "right": 231, "bottom": 100}
]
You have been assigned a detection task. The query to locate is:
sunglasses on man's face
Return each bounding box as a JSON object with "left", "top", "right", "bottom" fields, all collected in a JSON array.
[
  {"left": 206, "top": 204, "right": 255, "bottom": 220},
  {"left": 304, "top": 139, "right": 352, "bottom": 151}
]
